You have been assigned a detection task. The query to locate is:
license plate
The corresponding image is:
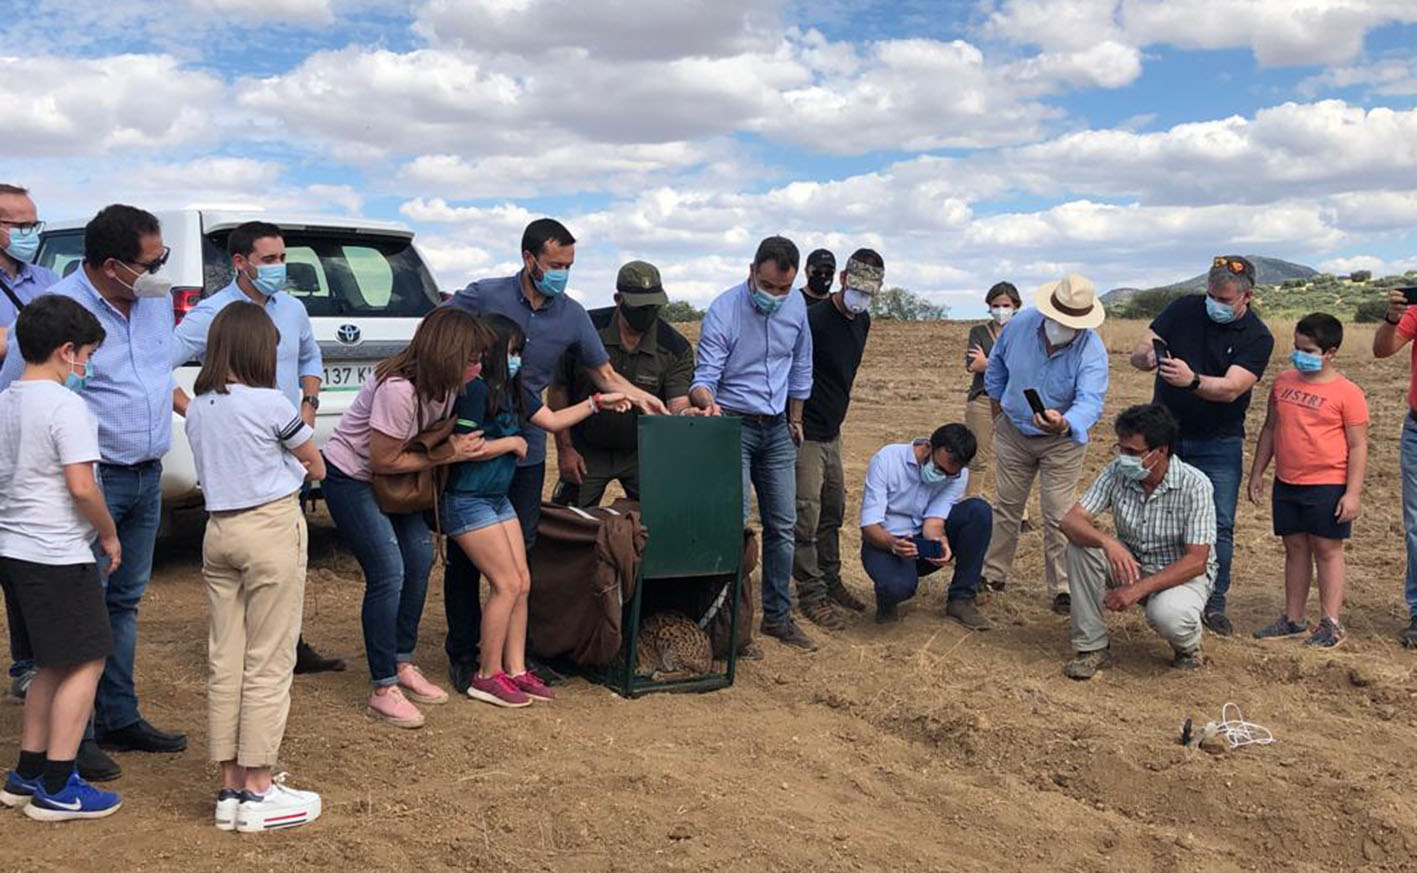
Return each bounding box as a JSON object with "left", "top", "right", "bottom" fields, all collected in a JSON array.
[{"left": 323, "top": 363, "right": 376, "bottom": 390}]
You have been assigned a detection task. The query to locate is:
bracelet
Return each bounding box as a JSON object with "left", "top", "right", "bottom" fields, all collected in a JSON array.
[
  {"left": 589, "top": 394, "right": 601, "bottom": 414},
  {"left": 1386, "top": 314, "right": 1402, "bottom": 326}
]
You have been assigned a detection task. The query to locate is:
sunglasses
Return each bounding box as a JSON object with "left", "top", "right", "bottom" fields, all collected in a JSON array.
[
  {"left": 130, "top": 246, "right": 172, "bottom": 275},
  {"left": 1212, "top": 256, "right": 1251, "bottom": 277}
]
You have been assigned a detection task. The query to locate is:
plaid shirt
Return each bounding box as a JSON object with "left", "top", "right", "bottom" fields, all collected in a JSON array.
[{"left": 1079, "top": 456, "right": 1217, "bottom": 578}]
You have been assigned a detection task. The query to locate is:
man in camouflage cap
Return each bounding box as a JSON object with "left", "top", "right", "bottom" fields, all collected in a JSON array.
[{"left": 549, "top": 260, "right": 695, "bottom": 506}]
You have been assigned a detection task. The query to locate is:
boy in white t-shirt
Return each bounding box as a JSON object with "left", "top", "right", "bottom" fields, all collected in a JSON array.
[{"left": 0, "top": 294, "right": 122, "bottom": 822}]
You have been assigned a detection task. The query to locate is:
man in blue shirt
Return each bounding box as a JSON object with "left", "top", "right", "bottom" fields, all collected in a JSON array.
[
  {"left": 444, "top": 218, "right": 667, "bottom": 694},
  {"left": 0, "top": 204, "right": 189, "bottom": 781},
  {"left": 982, "top": 274, "right": 1110, "bottom": 616},
  {"left": 169, "top": 221, "right": 343, "bottom": 674},
  {"left": 859, "top": 424, "right": 994, "bottom": 627},
  {"left": 689, "top": 236, "right": 816, "bottom": 650},
  {"left": 0, "top": 184, "right": 59, "bottom": 364},
  {"left": 0, "top": 183, "right": 60, "bottom": 700}
]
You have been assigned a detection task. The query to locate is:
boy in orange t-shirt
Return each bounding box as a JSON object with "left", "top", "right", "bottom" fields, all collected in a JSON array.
[{"left": 1247, "top": 313, "right": 1368, "bottom": 647}]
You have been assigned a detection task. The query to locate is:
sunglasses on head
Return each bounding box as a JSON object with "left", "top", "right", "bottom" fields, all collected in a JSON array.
[{"left": 1212, "top": 256, "right": 1250, "bottom": 277}]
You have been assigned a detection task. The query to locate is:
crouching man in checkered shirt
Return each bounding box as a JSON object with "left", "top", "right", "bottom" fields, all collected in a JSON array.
[{"left": 1057, "top": 404, "right": 1217, "bottom": 680}]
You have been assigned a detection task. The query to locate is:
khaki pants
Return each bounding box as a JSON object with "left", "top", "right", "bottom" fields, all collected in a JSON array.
[
  {"left": 983, "top": 416, "right": 1088, "bottom": 597},
  {"left": 203, "top": 494, "right": 307, "bottom": 767},
  {"left": 1066, "top": 544, "right": 1209, "bottom": 654},
  {"left": 793, "top": 436, "right": 845, "bottom": 603},
  {"left": 963, "top": 395, "right": 994, "bottom": 498}
]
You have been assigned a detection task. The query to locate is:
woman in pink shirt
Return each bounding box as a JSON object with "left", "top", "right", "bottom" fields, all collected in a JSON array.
[{"left": 322, "top": 308, "right": 492, "bottom": 728}]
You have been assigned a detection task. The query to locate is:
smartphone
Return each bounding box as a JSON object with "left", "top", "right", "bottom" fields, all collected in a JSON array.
[
  {"left": 1401, "top": 286, "right": 1417, "bottom": 305},
  {"left": 912, "top": 536, "right": 944, "bottom": 560},
  {"left": 1023, "top": 388, "right": 1047, "bottom": 417},
  {"left": 1152, "top": 338, "right": 1169, "bottom": 362}
]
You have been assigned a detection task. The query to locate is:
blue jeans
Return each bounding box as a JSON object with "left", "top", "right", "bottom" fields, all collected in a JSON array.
[
  {"left": 1174, "top": 436, "right": 1241, "bottom": 614},
  {"left": 861, "top": 498, "right": 993, "bottom": 606},
  {"left": 739, "top": 418, "right": 797, "bottom": 625},
  {"left": 94, "top": 461, "right": 163, "bottom": 733},
  {"left": 322, "top": 460, "right": 435, "bottom": 686},
  {"left": 444, "top": 463, "right": 544, "bottom": 668},
  {"left": 1401, "top": 420, "right": 1417, "bottom": 618}
]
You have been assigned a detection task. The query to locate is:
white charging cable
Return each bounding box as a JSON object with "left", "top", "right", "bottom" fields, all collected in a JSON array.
[{"left": 1181, "top": 703, "right": 1275, "bottom": 750}]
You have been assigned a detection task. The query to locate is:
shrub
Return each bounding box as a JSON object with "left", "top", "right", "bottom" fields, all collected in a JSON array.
[
  {"left": 1350, "top": 270, "right": 1372, "bottom": 283},
  {"left": 1354, "top": 298, "right": 1389, "bottom": 323},
  {"left": 869, "top": 286, "right": 949, "bottom": 321},
  {"left": 1114, "top": 287, "right": 1190, "bottom": 320},
  {"left": 662, "top": 300, "right": 705, "bottom": 322},
  {"left": 1281, "top": 278, "right": 1306, "bottom": 289}
]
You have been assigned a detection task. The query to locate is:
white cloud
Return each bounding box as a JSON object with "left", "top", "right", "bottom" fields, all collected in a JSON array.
[
  {"left": 1318, "top": 254, "right": 1417, "bottom": 276},
  {"left": 187, "top": 0, "right": 334, "bottom": 24},
  {"left": 0, "top": 54, "right": 224, "bottom": 156},
  {"left": 1300, "top": 58, "right": 1417, "bottom": 97}
]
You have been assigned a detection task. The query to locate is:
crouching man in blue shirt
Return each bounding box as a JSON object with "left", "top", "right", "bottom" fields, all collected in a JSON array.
[{"left": 859, "top": 424, "right": 994, "bottom": 629}]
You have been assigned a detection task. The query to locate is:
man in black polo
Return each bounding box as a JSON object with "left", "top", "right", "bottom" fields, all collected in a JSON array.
[
  {"left": 792, "top": 249, "right": 882, "bottom": 630},
  {"left": 549, "top": 260, "right": 694, "bottom": 506},
  {"left": 800, "top": 249, "right": 836, "bottom": 307},
  {"left": 1129, "top": 255, "right": 1274, "bottom": 636}
]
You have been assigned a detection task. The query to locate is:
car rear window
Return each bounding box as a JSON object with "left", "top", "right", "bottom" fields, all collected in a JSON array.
[
  {"left": 34, "top": 230, "right": 84, "bottom": 279},
  {"left": 204, "top": 231, "right": 440, "bottom": 318}
]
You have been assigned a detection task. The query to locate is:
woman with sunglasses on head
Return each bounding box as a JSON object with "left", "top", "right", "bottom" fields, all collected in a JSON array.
[
  {"left": 441, "top": 314, "right": 629, "bottom": 708},
  {"left": 321, "top": 307, "right": 495, "bottom": 729}
]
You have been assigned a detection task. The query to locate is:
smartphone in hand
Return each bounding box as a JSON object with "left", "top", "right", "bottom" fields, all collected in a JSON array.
[
  {"left": 1152, "top": 337, "right": 1169, "bottom": 362},
  {"left": 1401, "top": 286, "right": 1417, "bottom": 305},
  {"left": 1023, "top": 388, "right": 1047, "bottom": 417},
  {"left": 912, "top": 536, "right": 944, "bottom": 560}
]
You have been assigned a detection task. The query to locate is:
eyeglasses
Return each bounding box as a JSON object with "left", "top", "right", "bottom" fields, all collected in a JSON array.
[
  {"left": 1113, "top": 444, "right": 1152, "bottom": 459},
  {"left": 1212, "top": 256, "right": 1250, "bottom": 277},
  {"left": 0, "top": 219, "right": 44, "bottom": 234},
  {"left": 131, "top": 246, "right": 172, "bottom": 275}
]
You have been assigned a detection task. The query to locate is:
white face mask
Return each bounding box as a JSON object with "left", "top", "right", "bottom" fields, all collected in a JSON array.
[
  {"left": 990, "top": 306, "right": 1014, "bottom": 326},
  {"left": 1043, "top": 318, "right": 1078, "bottom": 347},
  {"left": 116, "top": 261, "right": 174, "bottom": 299},
  {"left": 842, "top": 287, "right": 872, "bottom": 314}
]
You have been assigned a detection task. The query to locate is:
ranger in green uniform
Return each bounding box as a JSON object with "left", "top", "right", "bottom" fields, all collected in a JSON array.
[{"left": 549, "top": 261, "right": 695, "bottom": 506}]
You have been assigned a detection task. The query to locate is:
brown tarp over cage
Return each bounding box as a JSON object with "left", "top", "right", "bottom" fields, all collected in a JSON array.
[{"left": 526, "top": 501, "right": 757, "bottom": 667}]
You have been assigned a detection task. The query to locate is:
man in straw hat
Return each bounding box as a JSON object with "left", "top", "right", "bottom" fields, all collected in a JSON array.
[{"left": 982, "top": 273, "right": 1110, "bottom": 615}]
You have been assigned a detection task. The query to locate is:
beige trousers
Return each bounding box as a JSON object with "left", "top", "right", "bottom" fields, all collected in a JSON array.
[
  {"left": 963, "top": 395, "right": 994, "bottom": 498},
  {"left": 983, "top": 416, "right": 1088, "bottom": 597},
  {"left": 203, "top": 493, "right": 307, "bottom": 767}
]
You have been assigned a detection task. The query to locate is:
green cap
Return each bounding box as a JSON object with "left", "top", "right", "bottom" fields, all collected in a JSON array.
[{"left": 615, "top": 260, "right": 669, "bottom": 307}]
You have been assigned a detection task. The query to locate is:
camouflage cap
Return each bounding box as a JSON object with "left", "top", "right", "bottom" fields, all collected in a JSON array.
[
  {"left": 615, "top": 260, "right": 669, "bottom": 306},
  {"left": 844, "top": 257, "right": 885, "bottom": 295}
]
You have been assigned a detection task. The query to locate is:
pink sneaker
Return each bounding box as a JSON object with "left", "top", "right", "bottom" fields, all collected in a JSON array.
[
  {"left": 396, "top": 664, "right": 449, "bottom": 704},
  {"left": 366, "top": 687, "right": 425, "bottom": 728},
  {"left": 467, "top": 672, "right": 531, "bottom": 708},
  {"left": 509, "top": 671, "right": 554, "bottom": 702}
]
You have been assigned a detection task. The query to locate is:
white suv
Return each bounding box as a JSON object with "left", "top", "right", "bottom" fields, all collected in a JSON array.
[{"left": 35, "top": 210, "right": 443, "bottom": 509}]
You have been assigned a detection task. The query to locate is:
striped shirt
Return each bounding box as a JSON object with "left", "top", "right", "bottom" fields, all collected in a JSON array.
[{"left": 1078, "top": 456, "right": 1217, "bottom": 578}]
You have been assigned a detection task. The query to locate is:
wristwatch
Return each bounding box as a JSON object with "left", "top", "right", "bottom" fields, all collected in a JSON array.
[
  {"left": 301, "top": 394, "right": 320, "bottom": 411},
  {"left": 1185, "top": 375, "right": 1201, "bottom": 392}
]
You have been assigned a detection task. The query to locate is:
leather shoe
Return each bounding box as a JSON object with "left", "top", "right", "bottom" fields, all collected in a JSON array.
[
  {"left": 96, "top": 719, "right": 187, "bottom": 754},
  {"left": 294, "top": 638, "right": 346, "bottom": 674},
  {"left": 760, "top": 619, "right": 818, "bottom": 651},
  {"left": 946, "top": 597, "right": 993, "bottom": 631},
  {"left": 1052, "top": 593, "right": 1072, "bottom": 616},
  {"left": 448, "top": 660, "right": 475, "bottom": 696},
  {"left": 77, "top": 739, "right": 122, "bottom": 782}
]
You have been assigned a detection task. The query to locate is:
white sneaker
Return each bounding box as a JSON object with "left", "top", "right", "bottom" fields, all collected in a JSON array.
[
  {"left": 214, "top": 788, "right": 242, "bottom": 830},
  {"left": 234, "top": 774, "right": 321, "bottom": 833}
]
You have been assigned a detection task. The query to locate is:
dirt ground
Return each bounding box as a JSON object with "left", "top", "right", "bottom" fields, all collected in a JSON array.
[{"left": 3, "top": 318, "right": 1417, "bottom": 873}]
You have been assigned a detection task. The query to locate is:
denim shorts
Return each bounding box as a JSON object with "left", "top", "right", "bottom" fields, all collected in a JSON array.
[{"left": 441, "top": 494, "right": 518, "bottom": 536}]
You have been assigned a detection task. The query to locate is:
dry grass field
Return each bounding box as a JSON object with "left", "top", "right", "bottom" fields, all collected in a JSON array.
[{"left": 2, "top": 318, "right": 1416, "bottom": 872}]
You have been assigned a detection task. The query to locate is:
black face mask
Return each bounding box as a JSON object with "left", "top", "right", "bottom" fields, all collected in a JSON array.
[
  {"left": 620, "top": 303, "right": 660, "bottom": 333},
  {"left": 806, "top": 272, "right": 833, "bottom": 296}
]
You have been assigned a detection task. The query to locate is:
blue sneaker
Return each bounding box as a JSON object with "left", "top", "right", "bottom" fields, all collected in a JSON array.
[
  {"left": 23, "top": 771, "right": 121, "bottom": 822},
  {"left": 0, "top": 770, "right": 41, "bottom": 808}
]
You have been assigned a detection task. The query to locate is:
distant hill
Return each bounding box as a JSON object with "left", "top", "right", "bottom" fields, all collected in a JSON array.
[{"left": 1103, "top": 256, "right": 1319, "bottom": 304}]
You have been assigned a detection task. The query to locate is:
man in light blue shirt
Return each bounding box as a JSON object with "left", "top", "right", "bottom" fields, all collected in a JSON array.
[
  {"left": 169, "top": 221, "right": 343, "bottom": 675},
  {"left": 0, "top": 183, "right": 61, "bottom": 700},
  {"left": 982, "top": 274, "right": 1110, "bottom": 616},
  {"left": 172, "top": 221, "right": 322, "bottom": 417},
  {"left": 859, "top": 425, "right": 994, "bottom": 628},
  {"left": 689, "top": 236, "right": 816, "bottom": 650},
  {"left": 0, "top": 204, "right": 189, "bottom": 780}
]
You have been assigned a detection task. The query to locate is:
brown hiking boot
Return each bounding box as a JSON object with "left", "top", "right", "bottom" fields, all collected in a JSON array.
[
  {"left": 761, "top": 619, "right": 819, "bottom": 652},
  {"left": 800, "top": 598, "right": 846, "bottom": 630},
  {"left": 945, "top": 598, "right": 992, "bottom": 631},
  {"left": 1063, "top": 647, "right": 1112, "bottom": 681},
  {"left": 826, "top": 581, "right": 868, "bottom": 613}
]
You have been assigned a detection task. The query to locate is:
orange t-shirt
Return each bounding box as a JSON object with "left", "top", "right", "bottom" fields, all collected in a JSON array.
[
  {"left": 1395, "top": 306, "right": 1417, "bottom": 411},
  {"left": 1270, "top": 369, "right": 1368, "bottom": 486}
]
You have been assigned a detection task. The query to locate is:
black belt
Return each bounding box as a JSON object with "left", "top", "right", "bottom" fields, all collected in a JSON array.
[
  {"left": 100, "top": 459, "right": 160, "bottom": 471},
  {"left": 722, "top": 408, "right": 786, "bottom": 426}
]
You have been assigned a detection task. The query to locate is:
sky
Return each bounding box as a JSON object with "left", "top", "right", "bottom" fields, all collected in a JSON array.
[{"left": 3, "top": 0, "right": 1417, "bottom": 317}]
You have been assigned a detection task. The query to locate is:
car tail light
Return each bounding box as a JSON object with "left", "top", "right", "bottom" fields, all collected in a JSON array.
[
  {"left": 172, "top": 287, "right": 202, "bottom": 325},
  {"left": 439, "top": 290, "right": 453, "bottom": 303}
]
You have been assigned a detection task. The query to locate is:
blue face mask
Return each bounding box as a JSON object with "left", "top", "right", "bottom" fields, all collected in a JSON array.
[
  {"left": 1116, "top": 451, "right": 1155, "bottom": 482},
  {"left": 1205, "top": 296, "right": 1238, "bottom": 324},
  {"left": 919, "top": 457, "right": 956, "bottom": 485},
  {"left": 64, "top": 357, "right": 93, "bottom": 393},
  {"left": 1291, "top": 349, "right": 1325, "bottom": 373},
  {"left": 533, "top": 266, "right": 569, "bottom": 297},
  {"left": 250, "top": 263, "right": 287, "bottom": 297},
  {"left": 3, "top": 226, "right": 40, "bottom": 263},
  {"left": 507, "top": 354, "right": 522, "bottom": 378},
  {"left": 750, "top": 281, "right": 790, "bottom": 315}
]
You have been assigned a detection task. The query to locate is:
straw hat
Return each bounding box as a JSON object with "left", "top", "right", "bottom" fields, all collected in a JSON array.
[{"left": 1034, "top": 273, "right": 1105, "bottom": 330}]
